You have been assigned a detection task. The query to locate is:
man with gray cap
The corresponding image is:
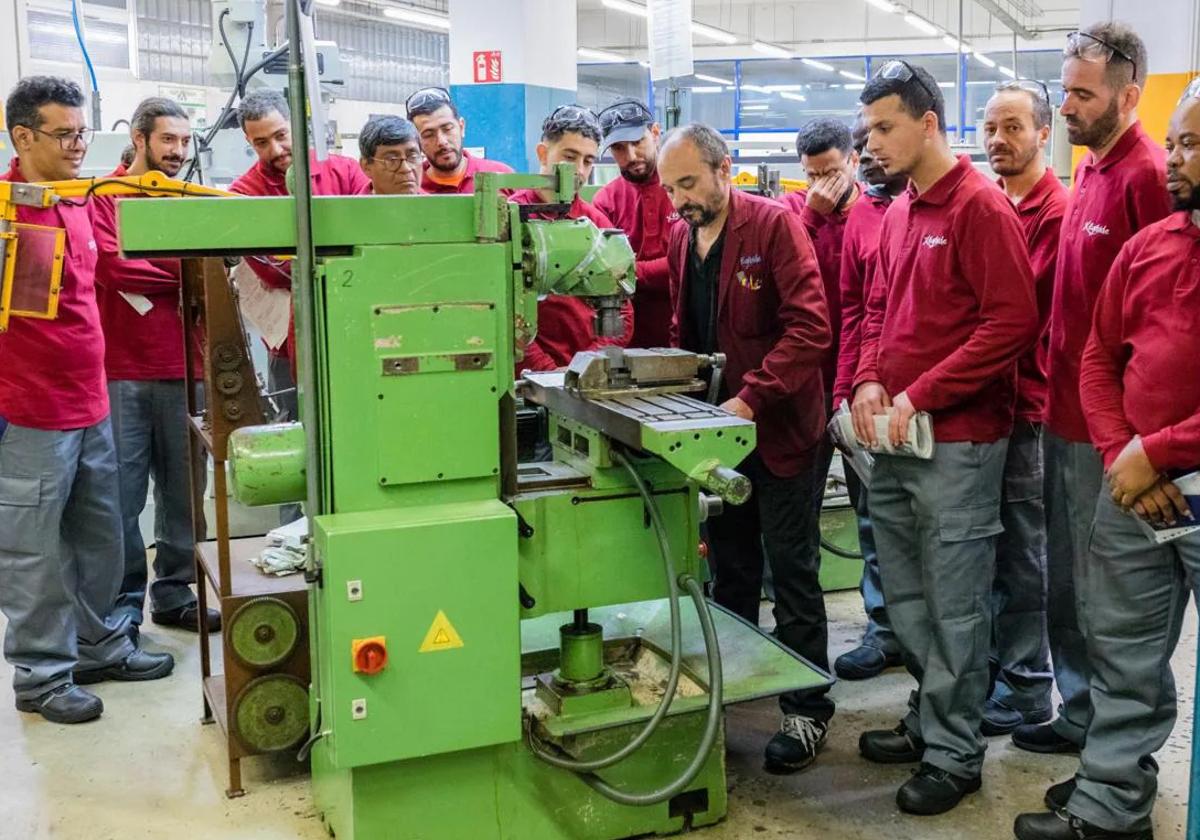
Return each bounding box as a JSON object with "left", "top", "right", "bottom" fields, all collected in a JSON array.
[{"left": 594, "top": 98, "right": 677, "bottom": 348}]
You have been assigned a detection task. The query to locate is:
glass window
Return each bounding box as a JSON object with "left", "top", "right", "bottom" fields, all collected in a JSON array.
[
  {"left": 656, "top": 61, "right": 737, "bottom": 130},
  {"left": 965, "top": 50, "right": 1062, "bottom": 135},
  {"left": 871, "top": 53, "right": 964, "bottom": 134},
  {"left": 578, "top": 63, "right": 649, "bottom": 112},
  {"left": 737, "top": 57, "right": 868, "bottom": 132},
  {"left": 27, "top": 6, "right": 131, "bottom": 71}
]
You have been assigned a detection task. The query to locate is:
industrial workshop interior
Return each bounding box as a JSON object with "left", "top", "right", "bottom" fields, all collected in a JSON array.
[{"left": 4, "top": 0, "right": 1200, "bottom": 837}]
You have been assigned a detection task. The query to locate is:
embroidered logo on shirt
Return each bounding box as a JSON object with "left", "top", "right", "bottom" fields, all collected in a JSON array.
[
  {"left": 921, "top": 234, "right": 949, "bottom": 249},
  {"left": 736, "top": 271, "right": 762, "bottom": 291},
  {"left": 88, "top": 239, "right": 97, "bottom": 251},
  {"left": 739, "top": 254, "right": 763, "bottom": 268},
  {"left": 1083, "top": 221, "right": 1111, "bottom": 237}
]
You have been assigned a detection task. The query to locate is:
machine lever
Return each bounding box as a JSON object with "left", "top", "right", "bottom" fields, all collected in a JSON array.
[
  {"left": 705, "top": 354, "right": 726, "bottom": 405},
  {"left": 515, "top": 510, "right": 535, "bottom": 538},
  {"left": 519, "top": 585, "right": 536, "bottom": 610}
]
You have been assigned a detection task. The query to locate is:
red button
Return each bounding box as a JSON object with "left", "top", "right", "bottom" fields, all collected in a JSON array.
[{"left": 352, "top": 638, "right": 388, "bottom": 675}]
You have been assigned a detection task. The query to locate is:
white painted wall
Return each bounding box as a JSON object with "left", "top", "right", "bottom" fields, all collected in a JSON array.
[
  {"left": 449, "top": 0, "right": 578, "bottom": 88},
  {"left": 1078, "top": 0, "right": 1200, "bottom": 75}
]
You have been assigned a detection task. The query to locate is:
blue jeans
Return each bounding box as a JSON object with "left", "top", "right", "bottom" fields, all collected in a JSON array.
[
  {"left": 109, "top": 380, "right": 204, "bottom": 622},
  {"left": 0, "top": 417, "right": 135, "bottom": 699},
  {"left": 845, "top": 468, "right": 899, "bottom": 655}
]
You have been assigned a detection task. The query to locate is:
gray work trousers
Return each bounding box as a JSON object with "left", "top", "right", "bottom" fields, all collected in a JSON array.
[
  {"left": 1043, "top": 431, "right": 1104, "bottom": 744},
  {"left": 1068, "top": 491, "right": 1200, "bottom": 833},
  {"left": 870, "top": 441, "right": 1007, "bottom": 778},
  {"left": 990, "top": 420, "right": 1053, "bottom": 712},
  {"left": 109, "top": 380, "right": 204, "bottom": 622},
  {"left": 0, "top": 418, "right": 135, "bottom": 699}
]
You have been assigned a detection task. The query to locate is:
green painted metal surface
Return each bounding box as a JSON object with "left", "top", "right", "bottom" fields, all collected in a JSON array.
[
  {"left": 227, "top": 422, "right": 306, "bottom": 506},
  {"left": 818, "top": 503, "right": 865, "bottom": 592}
]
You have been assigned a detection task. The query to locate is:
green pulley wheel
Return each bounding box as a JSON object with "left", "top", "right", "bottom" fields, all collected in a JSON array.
[
  {"left": 233, "top": 674, "right": 309, "bottom": 753},
  {"left": 228, "top": 597, "right": 300, "bottom": 669}
]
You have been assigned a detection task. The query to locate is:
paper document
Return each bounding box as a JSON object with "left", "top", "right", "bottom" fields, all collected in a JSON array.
[
  {"left": 1134, "top": 471, "right": 1200, "bottom": 544},
  {"left": 830, "top": 399, "right": 936, "bottom": 463},
  {"left": 118, "top": 291, "right": 154, "bottom": 316},
  {"left": 231, "top": 260, "right": 292, "bottom": 351}
]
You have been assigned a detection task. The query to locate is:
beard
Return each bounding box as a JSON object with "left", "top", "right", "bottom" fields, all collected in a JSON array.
[
  {"left": 1066, "top": 97, "right": 1121, "bottom": 149},
  {"left": 147, "top": 149, "right": 185, "bottom": 176},
  {"left": 431, "top": 146, "right": 463, "bottom": 173},
  {"left": 989, "top": 143, "right": 1041, "bottom": 178},
  {"left": 1170, "top": 180, "right": 1200, "bottom": 211},
  {"left": 620, "top": 159, "right": 655, "bottom": 183},
  {"left": 678, "top": 201, "right": 719, "bottom": 228}
]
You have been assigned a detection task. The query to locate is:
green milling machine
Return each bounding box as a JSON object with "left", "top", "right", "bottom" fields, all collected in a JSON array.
[{"left": 116, "top": 13, "right": 831, "bottom": 837}]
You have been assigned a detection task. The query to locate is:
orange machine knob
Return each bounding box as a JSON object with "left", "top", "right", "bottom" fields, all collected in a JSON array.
[{"left": 352, "top": 637, "right": 388, "bottom": 675}]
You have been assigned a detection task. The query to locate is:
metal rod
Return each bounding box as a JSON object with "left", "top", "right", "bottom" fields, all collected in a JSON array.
[
  {"left": 1012, "top": 31, "right": 1018, "bottom": 80},
  {"left": 1190, "top": 650, "right": 1200, "bottom": 839},
  {"left": 956, "top": 0, "right": 965, "bottom": 143},
  {"left": 573, "top": 609, "right": 589, "bottom": 632}
]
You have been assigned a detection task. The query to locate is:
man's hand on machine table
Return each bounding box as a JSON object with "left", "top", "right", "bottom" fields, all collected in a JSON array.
[
  {"left": 851, "top": 381, "right": 891, "bottom": 447},
  {"left": 720, "top": 396, "right": 754, "bottom": 421}
]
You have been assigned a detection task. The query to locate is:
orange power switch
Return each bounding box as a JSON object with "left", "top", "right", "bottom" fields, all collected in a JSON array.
[{"left": 351, "top": 636, "right": 388, "bottom": 675}]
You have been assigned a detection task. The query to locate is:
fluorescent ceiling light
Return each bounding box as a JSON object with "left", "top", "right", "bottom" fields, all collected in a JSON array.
[
  {"left": 383, "top": 6, "right": 450, "bottom": 29},
  {"left": 314, "top": 0, "right": 340, "bottom": 7},
  {"left": 578, "top": 47, "right": 628, "bottom": 62},
  {"left": 692, "top": 22, "right": 738, "bottom": 44},
  {"left": 780, "top": 91, "right": 808, "bottom": 102},
  {"left": 689, "top": 86, "right": 723, "bottom": 93},
  {"left": 766, "top": 84, "right": 805, "bottom": 91},
  {"left": 999, "top": 65, "right": 1017, "bottom": 78},
  {"left": 937, "top": 81, "right": 954, "bottom": 88},
  {"left": 741, "top": 83, "right": 771, "bottom": 93},
  {"left": 741, "top": 104, "right": 770, "bottom": 111},
  {"left": 865, "top": 0, "right": 899, "bottom": 11},
  {"left": 695, "top": 72, "right": 734, "bottom": 85},
  {"left": 839, "top": 69, "right": 867, "bottom": 81},
  {"left": 802, "top": 58, "right": 835, "bottom": 72},
  {"left": 843, "top": 83, "right": 866, "bottom": 90},
  {"left": 903, "top": 12, "right": 939, "bottom": 36},
  {"left": 752, "top": 41, "right": 792, "bottom": 58},
  {"left": 638, "top": 61, "right": 650, "bottom": 68},
  {"left": 602, "top": 0, "right": 648, "bottom": 17},
  {"left": 941, "top": 34, "right": 960, "bottom": 50},
  {"left": 974, "top": 53, "right": 997, "bottom": 68}
]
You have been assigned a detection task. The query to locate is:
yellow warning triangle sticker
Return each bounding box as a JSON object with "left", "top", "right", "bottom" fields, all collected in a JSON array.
[{"left": 418, "top": 610, "right": 465, "bottom": 653}]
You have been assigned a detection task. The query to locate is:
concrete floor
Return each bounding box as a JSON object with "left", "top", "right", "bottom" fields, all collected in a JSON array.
[{"left": 0, "top": 589, "right": 1192, "bottom": 840}]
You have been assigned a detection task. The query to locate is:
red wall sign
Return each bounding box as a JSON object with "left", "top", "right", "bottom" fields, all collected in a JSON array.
[{"left": 473, "top": 50, "right": 503, "bottom": 83}]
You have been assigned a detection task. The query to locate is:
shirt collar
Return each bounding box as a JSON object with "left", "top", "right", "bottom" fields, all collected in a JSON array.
[
  {"left": 1163, "top": 210, "right": 1200, "bottom": 234},
  {"left": 1001, "top": 168, "right": 1059, "bottom": 216},
  {"left": 1092, "top": 121, "right": 1148, "bottom": 173},
  {"left": 909, "top": 154, "right": 973, "bottom": 207},
  {"left": 5, "top": 157, "right": 26, "bottom": 183}
]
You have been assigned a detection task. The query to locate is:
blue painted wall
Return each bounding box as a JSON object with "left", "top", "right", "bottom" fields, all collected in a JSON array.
[{"left": 451, "top": 83, "right": 574, "bottom": 173}]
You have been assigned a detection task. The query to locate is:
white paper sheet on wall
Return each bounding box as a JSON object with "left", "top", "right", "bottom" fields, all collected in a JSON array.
[{"left": 231, "top": 260, "right": 292, "bottom": 351}]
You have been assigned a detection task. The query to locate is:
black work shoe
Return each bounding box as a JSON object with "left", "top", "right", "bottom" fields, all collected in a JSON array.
[
  {"left": 1012, "top": 722, "right": 1081, "bottom": 755},
  {"left": 1014, "top": 809, "right": 1154, "bottom": 839},
  {"left": 74, "top": 649, "right": 175, "bottom": 685},
  {"left": 896, "top": 763, "right": 981, "bottom": 815},
  {"left": 859, "top": 720, "right": 925, "bottom": 764},
  {"left": 764, "top": 715, "right": 828, "bottom": 773},
  {"left": 1045, "top": 778, "right": 1077, "bottom": 812},
  {"left": 15, "top": 684, "right": 103, "bottom": 724},
  {"left": 982, "top": 698, "right": 1052, "bottom": 736},
  {"left": 151, "top": 604, "right": 221, "bottom": 633},
  {"left": 834, "top": 644, "right": 902, "bottom": 680}
]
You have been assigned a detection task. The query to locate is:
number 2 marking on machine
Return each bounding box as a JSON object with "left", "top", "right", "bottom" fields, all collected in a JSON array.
[{"left": 418, "top": 610, "right": 465, "bottom": 653}]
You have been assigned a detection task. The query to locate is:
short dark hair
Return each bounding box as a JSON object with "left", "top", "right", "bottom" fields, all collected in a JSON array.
[
  {"left": 992, "top": 87, "right": 1054, "bottom": 130},
  {"left": 860, "top": 63, "right": 946, "bottom": 135},
  {"left": 1082, "top": 21, "right": 1148, "bottom": 91},
  {"left": 120, "top": 144, "right": 136, "bottom": 167},
  {"left": 359, "top": 114, "right": 417, "bottom": 158},
  {"left": 131, "top": 96, "right": 188, "bottom": 140},
  {"left": 662, "top": 123, "right": 729, "bottom": 169},
  {"left": 795, "top": 118, "right": 853, "bottom": 159},
  {"left": 408, "top": 97, "right": 459, "bottom": 121},
  {"left": 5, "top": 76, "right": 85, "bottom": 134},
  {"left": 238, "top": 89, "right": 289, "bottom": 129},
  {"left": 542, "top": 110, "right": 602, "bottom": 145}
]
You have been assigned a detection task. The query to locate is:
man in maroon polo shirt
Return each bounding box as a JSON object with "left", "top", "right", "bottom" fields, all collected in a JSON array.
[
  {"left": 404, "top": 87, "right": 513, "bottom": 194},
  {"left": 852, "top": 61, "right": 1038, "bottom": 815},
  {"left": 1013, "top": 81, "right": 1200, "bottom": 840},
  {"left": 660, "top": 123, "right": 833, "bottom": 775},
  {"left": 594, "top": 99, "right": 677, "bottom": 348},
  {"left": 1013, "top": 22, "right": 1171, "bottom": 760},
  {"left": 830, "top": 115, "right": 908, "bottom": 682},
  {"left": 94, "top": 96, "right": 220, "bottom": 637},
  {"left": 978, "top": 80, "right": 1068, "bottom": 739},
  {"left": 509, "top": 105, "right": 632, "bottom": 374}
]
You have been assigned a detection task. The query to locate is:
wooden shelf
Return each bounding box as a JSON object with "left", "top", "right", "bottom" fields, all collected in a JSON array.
[
  {"left": 188, "top": 413, "right": 216, "bottom": 455},
  {"left": 196, "top": 537, "right": 308, "bottom": 599}
]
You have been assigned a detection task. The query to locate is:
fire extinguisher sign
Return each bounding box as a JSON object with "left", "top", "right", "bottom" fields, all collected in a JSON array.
[{"left": 473, "top": 51, "right": 503, "bottom": 84}]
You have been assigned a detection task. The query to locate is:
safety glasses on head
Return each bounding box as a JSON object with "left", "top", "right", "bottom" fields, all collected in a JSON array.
[
  {"left": 597, "top": 99, "right": 654, "bottom": 136},
  {"left": 1179, "top": 76, "right": 1200, "bottom": 106},
  {"left": 996, "top": 78, "right": 1052, "bottom": 105},
  {"left": 405, "top": 87, "right": 452, "bottom": 119},
  {"left": 873, "top": 59, "right": 938, "bottom": 104},
  {"left": 1064, "top": 31, "right": 1138, "bottom": 82},
  {"left": 548, "top": 104, "right": 600, "bottom": 127}
]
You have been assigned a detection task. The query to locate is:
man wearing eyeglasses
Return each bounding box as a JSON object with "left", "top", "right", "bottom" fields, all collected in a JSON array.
[
  {"left": 0, "top": 77, "right": 176, "bottom": 725},
  {"left": 1012, "top": 76, "right": 1200, "bottom": 840},
  {"left": 974, "top": 81, "right": 1066, "bottom": 741},
  {"left": 660, "top": 123, "right": 834, "bottom": 776},
  {"left": 405, "top": 87, "right": 513, "bottom": 195},
  {"left": 357, "top": 115, "right": 424, "bottom": 196},
  {"left": 509, "top": 106, "right": 633, "bottom": 374},
  {"left": 830, "top": 114, "right": 908, "bottom": 682},
  {"left": 594, "top": 98, "right": 677, "bottom": 349},
  {"left": 852, "top": 61, "right": 1038, "bottom": 815},
  {"left": 230, "top": 88, "right": 368, "bottom": 491},
  {"left": 92, "top": 97, "right": 219, "bottom": 639},
  {"left": 1014, "top": 22, "right": 1171, "bottom": 762}
]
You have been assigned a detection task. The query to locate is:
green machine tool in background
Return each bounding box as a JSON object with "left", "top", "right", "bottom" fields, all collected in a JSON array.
[{"left": 117, "top": 18, "right": 830, "bottom": 838}]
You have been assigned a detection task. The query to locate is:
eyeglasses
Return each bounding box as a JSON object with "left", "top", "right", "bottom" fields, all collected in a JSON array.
[
  {"left": 597, "top": 99, "right": 654, "bottom": 135},
  {"left": 405, "top": 86, "right": 452, "bottom": 119},
  {"left": 1064, "top": 31, "right": 1138, "bottom": 83},
  {"left": 1179, "top": 76, "right": 1200, "bottom": 106},
  {"left": 996, "top": 78, "right": 1052, "bottom": 105},
  {"left": 545, "top": 104, "right": 601, "bottom": 132},
  {"left": 24, "top": 126, "right": 95, "bottom": 150},
  {"left": 371, "top": 151, "right": 424, "bottom": 172},
  {"left": 874, "top": 59, "right": 938, "bottom": 104}
]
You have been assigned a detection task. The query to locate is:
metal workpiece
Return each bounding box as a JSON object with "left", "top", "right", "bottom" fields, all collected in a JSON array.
[
  {"left": 563, "top": 347, "right": 724, "bottom": 399},
  {"left": 227, "top": 422, "right": 306, "bottom": 506}
]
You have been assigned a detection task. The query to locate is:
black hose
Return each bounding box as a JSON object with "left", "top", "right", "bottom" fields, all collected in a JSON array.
[
  {"left": 820, "top": 538, "right": 864, "bottom": 560},
  {"left": 184, "top": 12, "right": 261, "bottom": 183}
]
